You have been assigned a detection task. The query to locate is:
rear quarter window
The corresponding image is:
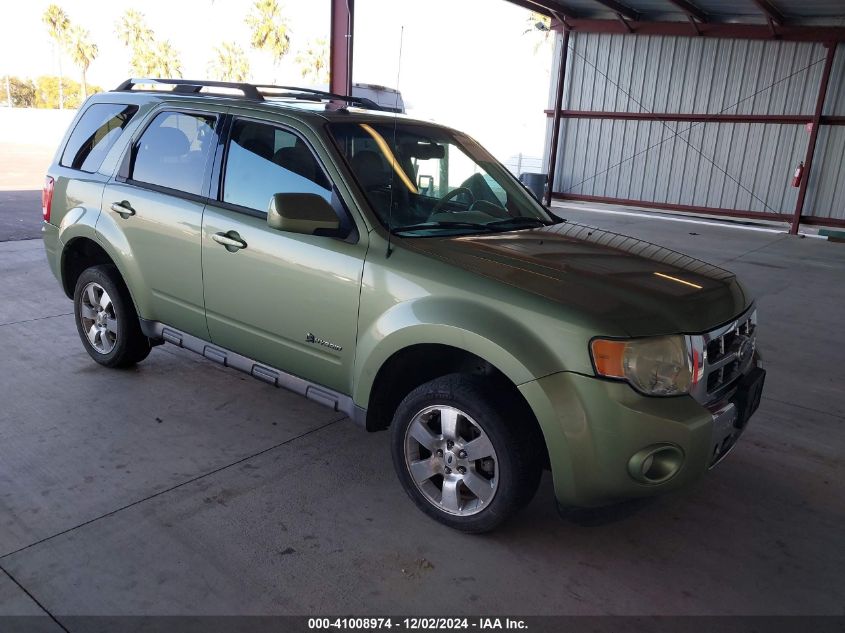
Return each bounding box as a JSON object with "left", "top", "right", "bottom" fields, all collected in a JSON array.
[{"left": 60, "top": 103, "right": 138, "bottom": 173}]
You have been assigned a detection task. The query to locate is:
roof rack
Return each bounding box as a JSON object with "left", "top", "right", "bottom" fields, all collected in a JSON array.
[
  {"left": 113, "top": 78, "right": 385, "bottom": 111},
  {"left": 114, "top": 78, "right": 264, "bottom": 100},
  {"left": 253, "top": 85, "right": 384, "bottom": 111}
]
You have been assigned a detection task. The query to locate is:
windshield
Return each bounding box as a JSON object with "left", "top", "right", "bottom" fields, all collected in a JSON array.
[{"left": 327, "top": 121, "right": 556, "bottom": 236}]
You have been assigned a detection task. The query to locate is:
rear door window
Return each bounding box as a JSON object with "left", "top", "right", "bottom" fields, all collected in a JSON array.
[
  {"left": 60, "top": 103, "right": 138, "bottom": 173},
  {"left": 130, "top": 111, "right": 217, "bottom": 196},
  {"left": 222, "top": 119, "right": 331, "bottom": 213}
]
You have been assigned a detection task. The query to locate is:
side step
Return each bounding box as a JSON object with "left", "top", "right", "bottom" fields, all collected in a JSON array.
[{"left": 140, "top": 319, "right": 366, "bottom": 427}]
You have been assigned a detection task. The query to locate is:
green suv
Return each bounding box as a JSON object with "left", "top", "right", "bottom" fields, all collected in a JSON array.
[{"left": 42, "top": 78, "right": 765, "bottom": 532}]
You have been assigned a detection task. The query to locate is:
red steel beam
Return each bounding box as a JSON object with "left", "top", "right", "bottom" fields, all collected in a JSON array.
[
  {"left": 329, "top": 0, "right": 353, "bottom": 96},
  {"left": 688, "top": 14, "right": 702, "bottom": 36},
  {"left": 543, "top": 110, "right": 813, "bottom": 124},
  {"left": 665, "top": 0, "right": 708, "bottom": 23},
  {"left": 545, "top": 27, "right": 571, "bottom": 206},
  {"left": 550, "top": 12, "right": 575, "bottom": 31},
  {"left": 751, "top": 0, "right": 786, "bottom": 26},
  {"left": 544, "top": 110, "right": 845, "bottom": 125},
  {"left": 766, "top": 17, "right": 780, "bottom": 39},
  {"left": 791, "top": 42, "right": 837, "bottom": 234},
  {"left": 552, "top": 19, "right": 845, "bottom": 42},
  {"left": 800, "top": 216, "right": 845, "bottom": 229}
]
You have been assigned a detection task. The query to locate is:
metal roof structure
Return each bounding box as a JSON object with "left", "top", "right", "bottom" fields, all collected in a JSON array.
[
  {"left": 524, "top": 0, "right": 845, "bottom": 232},
  {"left": 509, "top": 0, "right": 845, "bottom": 40},
  {"left": 322, "top": 0, "right": 844, "bottom": 232}
]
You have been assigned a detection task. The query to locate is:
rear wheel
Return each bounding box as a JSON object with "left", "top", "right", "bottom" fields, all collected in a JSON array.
[
  {"left": 73, "top": 265, "right": 151, "bottom": 368},
  {"left": 390, "top": 373, "right": 542, "bottom": 533}
]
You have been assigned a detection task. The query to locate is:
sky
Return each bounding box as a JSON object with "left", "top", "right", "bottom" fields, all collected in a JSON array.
[{"left": 2, "top": 0, "right": 554, "bottom": 162}]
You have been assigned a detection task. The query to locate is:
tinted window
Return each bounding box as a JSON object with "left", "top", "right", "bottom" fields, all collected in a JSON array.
[
  {"left": 60, "top": 103, "right": 138, "bottom": 172},
  {"left": 223, "top": 119, "right": 331, "bottom": 213},
  {"left": 328, "top": 122, "right": 551, "bottom": 234},
  {"left": 131, "top": 111, "right": 216, "bottom": 196}
]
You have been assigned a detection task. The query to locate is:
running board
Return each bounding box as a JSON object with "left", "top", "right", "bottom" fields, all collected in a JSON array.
[{"left": 139, "top": 319, "right": 366, "bottom": 427}]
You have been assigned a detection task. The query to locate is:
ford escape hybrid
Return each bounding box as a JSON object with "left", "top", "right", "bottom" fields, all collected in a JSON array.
[{"left": 42, "top": 78, "right": 765, "bottom": 533}]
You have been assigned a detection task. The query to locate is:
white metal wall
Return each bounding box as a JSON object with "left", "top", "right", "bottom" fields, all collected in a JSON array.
[
  {"left": 547, "top": 32, "right": 845, "bottom": 222},
  {"left": 806, "top": 45, "right": 845, "bottom": 222}
]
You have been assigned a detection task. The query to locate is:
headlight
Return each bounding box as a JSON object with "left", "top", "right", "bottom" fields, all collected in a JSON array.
[{"left": 590, "top": 335, "right": 692, "bottom": 396}]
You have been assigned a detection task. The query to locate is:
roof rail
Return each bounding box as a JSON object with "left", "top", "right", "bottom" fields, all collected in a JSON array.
[
  {"left": 113, "top": 78, "right": 385, "bottom": 111},
  {"left": 254, "top": 85, "right": 384, "bottom": 111},
  {"left": 114, "top": 78, "right": 264, "bottom": 100}
]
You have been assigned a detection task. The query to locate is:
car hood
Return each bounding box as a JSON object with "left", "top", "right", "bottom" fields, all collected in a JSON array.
[{"left": 403, "top": 222, "right": 751, "bottom": 336}]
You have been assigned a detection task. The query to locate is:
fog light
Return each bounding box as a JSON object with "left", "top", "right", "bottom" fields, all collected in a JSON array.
[{"left": 628, "top": 444, "right": 684, "bottom": 484}]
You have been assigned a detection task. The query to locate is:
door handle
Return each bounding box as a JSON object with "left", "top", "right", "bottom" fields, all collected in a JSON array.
[
  {"left": 110, "top": 201, "right": 135, "bottom": 218},
  {"left": 212, "top": 232, "right": 247, "bottom": 252}
]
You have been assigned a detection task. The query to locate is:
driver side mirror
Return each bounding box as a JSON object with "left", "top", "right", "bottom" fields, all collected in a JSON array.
[{"left": 267, "top": 193, "right": 341, "bottom": 236}]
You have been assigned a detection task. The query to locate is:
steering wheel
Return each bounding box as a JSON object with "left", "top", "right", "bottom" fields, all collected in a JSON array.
[{"left": 431, "top": 187, "right": 475, "bottom": 214}]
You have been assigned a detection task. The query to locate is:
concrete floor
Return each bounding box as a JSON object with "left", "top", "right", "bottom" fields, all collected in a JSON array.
[
  {"left": 0, "top": 189, "right": 40, "bottom": 243},
  {"left": 0, "top": 200, "right": 843, "bottom": 623}
]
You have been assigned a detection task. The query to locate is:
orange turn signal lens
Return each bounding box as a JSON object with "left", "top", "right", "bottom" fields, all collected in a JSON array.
[{"left": 590, "top": 339, "right": 627, "bottom": 378}]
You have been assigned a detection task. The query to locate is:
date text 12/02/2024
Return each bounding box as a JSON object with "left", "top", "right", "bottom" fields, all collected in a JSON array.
[{"left": 308, "top": 618, "right": 528, "bottom": 630}]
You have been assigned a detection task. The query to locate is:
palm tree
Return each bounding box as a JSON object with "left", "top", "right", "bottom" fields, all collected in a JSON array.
[
  {"left": 295, "top": 38, "right": 328, "bottom": 85},
  {"left": 65, "top": 25, "right": 98, "bottom": 100},
  {"left": 208, "top": 42, "right": 251, "bottom": 82},
  {"left": 115, "top": 9, "right": 155, "bottom": 75},
  {"left": 245, "top": 0, "right": 291, "bottom": 80},
  {"left": 42, "top": 4, "right": 70, "bottom": 109},
  {"left": 151, "top": 41, "right": 183, "bottom": 78},
  {"left": 116, "top": 9, "right": 153, "bottom": 49}
]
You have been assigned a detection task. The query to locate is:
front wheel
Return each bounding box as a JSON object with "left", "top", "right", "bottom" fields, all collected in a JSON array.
[{"left": 390, "top": 374, "right": 542, "bottom": 533}]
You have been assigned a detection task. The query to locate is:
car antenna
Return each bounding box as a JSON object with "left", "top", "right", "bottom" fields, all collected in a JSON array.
[{"left": 385, "top": 25, "right": 404, "bottom": 259}]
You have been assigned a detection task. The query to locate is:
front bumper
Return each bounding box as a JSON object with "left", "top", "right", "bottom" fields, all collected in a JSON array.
[{"left": 519, "top": 366, "right": 763, "bottom": 508}]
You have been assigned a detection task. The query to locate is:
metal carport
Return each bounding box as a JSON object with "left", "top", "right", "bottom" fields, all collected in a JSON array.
[
  {"left": 514, "top": 0, "right": 845, "bottom": 233},
  {"left": 328, "top": 1, "right": 845, "bottom": 234}
]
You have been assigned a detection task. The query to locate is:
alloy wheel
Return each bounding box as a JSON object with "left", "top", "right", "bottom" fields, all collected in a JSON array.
[
  {"left": 404, "top": 405, "right": 499, "bottom": 516},
  {"left": 79, "top": 282, "right": 118, "bottom": 354}
]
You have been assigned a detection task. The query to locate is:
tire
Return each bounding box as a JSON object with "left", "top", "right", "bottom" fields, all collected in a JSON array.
[
  {"left": 73, "top": 265, "right": 151, "bottom": 368},
  {"left": 390, "top": 373, "right": 542, "bottom": 533}
]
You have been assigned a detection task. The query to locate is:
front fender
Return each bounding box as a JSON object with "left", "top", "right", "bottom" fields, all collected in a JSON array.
[{"left": 352, "top": 296, "right": 563, "bottom": 408}]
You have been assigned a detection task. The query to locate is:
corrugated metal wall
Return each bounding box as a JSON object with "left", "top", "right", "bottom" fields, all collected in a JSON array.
[
  {"left": 548, "top": 33, "right": 845, "bottom": 223},
  {"left": 565, "top": 36, "right": 825, "bottom": 114},
  {"left": 805, "top": 45, "right": 845, "bottom": 222}
]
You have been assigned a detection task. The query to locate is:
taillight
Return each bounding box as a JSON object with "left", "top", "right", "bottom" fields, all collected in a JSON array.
[{"left": 42, "top": 176, "right": 54, "bottom": 223}]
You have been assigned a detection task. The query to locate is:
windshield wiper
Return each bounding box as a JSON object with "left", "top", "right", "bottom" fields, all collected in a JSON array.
[
  {"left": 485, "top": 217, "right": 554, "bottom": 230},
  {"left": 391, "top": 221, "right": 495, "bottom": 234},
  {"left": 391, "top": 217, "right": 556, "bottom": 235}
]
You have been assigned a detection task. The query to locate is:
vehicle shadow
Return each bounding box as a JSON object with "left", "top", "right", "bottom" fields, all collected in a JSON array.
[{"left": 555, "top": 497, "right": 657, "bottom": 527}]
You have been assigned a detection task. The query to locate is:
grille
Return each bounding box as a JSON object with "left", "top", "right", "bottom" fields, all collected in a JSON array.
[{"left": 689, "top": 308, "right": 757, "bottom": 405}]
